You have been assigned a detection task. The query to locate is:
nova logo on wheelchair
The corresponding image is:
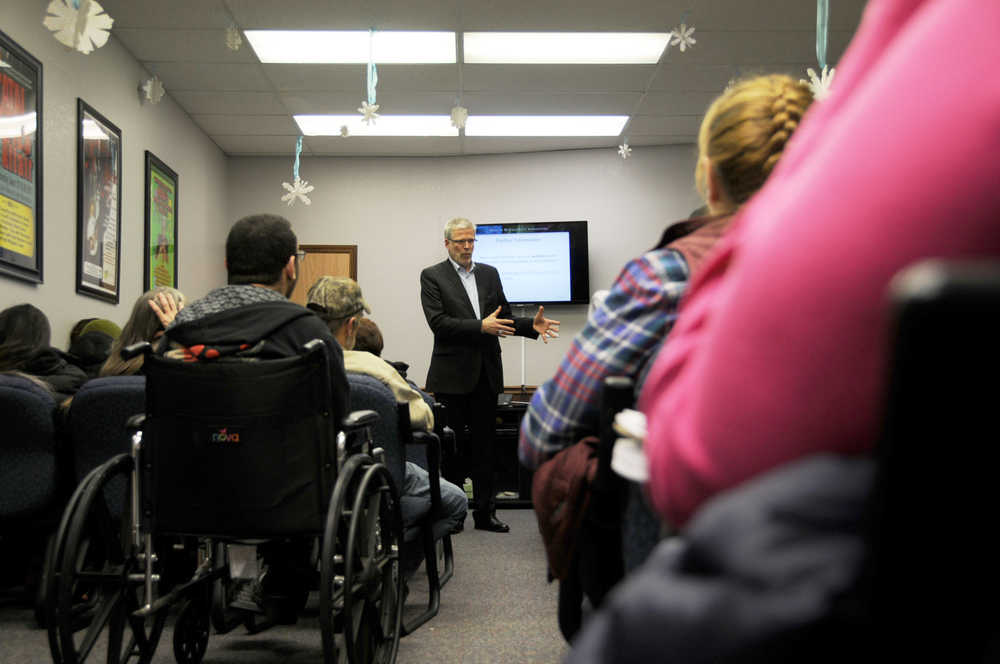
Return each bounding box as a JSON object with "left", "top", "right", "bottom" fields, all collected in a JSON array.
[{"left": 209, "top": 427, "right": 240, "bottom": 443}]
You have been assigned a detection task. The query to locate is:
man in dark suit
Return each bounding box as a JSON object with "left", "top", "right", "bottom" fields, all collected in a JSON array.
[{"left": 421, "top": 217, "right": 560, "bottom": 532}]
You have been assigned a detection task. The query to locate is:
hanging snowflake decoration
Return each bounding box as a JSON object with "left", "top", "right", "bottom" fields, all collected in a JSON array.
[
  {"left": 340, "top": 125, "right": 350, "bottom": 137},
  {"left": 669, "top": 23, "right": 696, "bottom": 53},
  {"left": 618, "top": 143, "right": 632, "bottom": 159},
  {"left": 358, "top": 100, "right": 380, "bottom": 126},
  {"left": 140, "top": 75, "right": 165, "bottom": 104},
  {"left": 801, "top": 65, "right": 835, "bottom": 101},
  {"left": 225, "top": 24, "right": 243, "bottom": 51},
  {"left": 44, "top": 0, "right": 114, "bottom": 55},
  {"left": 281, "top": 177, "right": 314, "bottom": 207},
  {"left": 450, "top": 105, "right": 468, "bottom": 130}
]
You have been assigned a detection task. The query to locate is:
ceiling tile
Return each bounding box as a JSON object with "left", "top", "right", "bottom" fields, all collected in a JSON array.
[
  {"left": 100, "top": 0, "right": 234, "bottom": 28},
  {"left": 626, "top": 115, "right": 703, "bottom": 135},
  {"left": 461, "top": 137, "right": 620, "bottom": 155},
  {"left": 282, "top": 91, "right": 458, "bottom": 115},
  {"left": 191, "top": 115, "right": 300, "bottom": 135},
  {"left": 211, "top": 134, "right": 310, "bottom": 155},
  {"left": 146, "top": 63, "right": 272, "bottom": 91},
  {"left": 114, "top": 28, "right": 257, "bottom": 63},
  {"left": 263, "top": 64, "right": 458, "bottom": 92},
  {"left": 637, "top": 90, "right": 718, "bottom": 116},
  {"left": 304, "top": 136, "right": 462, "bottom": 156},
  {"left": 169, "top": 91, "right": 287, "bottom": 115},
  {"left": 460, "top": 92, "right": 641, "bottom": 115}
]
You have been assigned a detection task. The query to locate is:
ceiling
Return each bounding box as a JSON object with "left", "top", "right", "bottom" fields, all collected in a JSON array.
[{"left": 101, "top": 0, "right": 868, "bottom": 158}]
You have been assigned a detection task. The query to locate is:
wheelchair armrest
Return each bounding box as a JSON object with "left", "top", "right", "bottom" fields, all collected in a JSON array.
[
  {"left": 126, "top": 414, "right": 146, "bottom": 432},
  {"left": 122, "top": 341, "right": 152, "bottom": 360},
  {"left": 343, "top": 409, "right": 378, "bottom": 431}
]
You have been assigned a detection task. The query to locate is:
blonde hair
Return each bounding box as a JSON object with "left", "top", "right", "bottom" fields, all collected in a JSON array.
[{"left": 695, "top": 74, "right": 814, "bottom": 213}]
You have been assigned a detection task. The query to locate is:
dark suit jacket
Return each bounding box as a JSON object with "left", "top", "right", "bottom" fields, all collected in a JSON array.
[{"left": 420, "top": 259, "right": 537, "bottom": 395}]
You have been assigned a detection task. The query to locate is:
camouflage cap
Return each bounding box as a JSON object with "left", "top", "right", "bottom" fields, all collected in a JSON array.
[{"left": 306, "top": 276, "right": 371, "bottom": 319}]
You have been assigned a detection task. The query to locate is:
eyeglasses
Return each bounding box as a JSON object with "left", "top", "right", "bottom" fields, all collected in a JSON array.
[
  {"left": 448, "top": 238, "right": 476, "bottom": 246},
  {"left": 295, "top": 249, "right": 307, "bottom": 263}
]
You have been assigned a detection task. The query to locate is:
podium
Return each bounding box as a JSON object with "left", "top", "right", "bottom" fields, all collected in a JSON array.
[{"left": 493, "top": 400, "right": 533, "bottom": 508}]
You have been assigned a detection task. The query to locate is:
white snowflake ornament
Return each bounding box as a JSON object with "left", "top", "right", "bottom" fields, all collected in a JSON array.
[
  {"left": 358, "top": 100, "right": 380, "bottom": 126},
  {"left": 340, "top": 125, "right": 350, "bottom": 137},
  {"left": 44, "top": 0, "right": 114, "bottom": 55},
  {"left": 618, "top": 143, "right": 632, "bottom": 159},
  {"left": 225, "top": 25, "right": 243, "bottom": 51},
  {"left": 450, "top": 105, "right": 468, "bottom": 130},
  {"left": 670, "top": 23, "right": 697, "bottom": 53},
  {"left": 140, "top": 75, "right": 165, "bottom": 104},
  {"left": 801, "top": 65, "right": 836, "bottom": 101},
  {"left": 281, "top": 177, "right": 314, "bottom": 207}
]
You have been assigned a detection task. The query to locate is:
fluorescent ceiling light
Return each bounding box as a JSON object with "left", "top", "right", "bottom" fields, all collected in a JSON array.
[
  {"left": 295, "top": 115, "right": 458, "bottom": 137},
  {"left": 465, "top": 115, "right": 628, "bottom": 137},
  {"left": 245, "top": 30, "right": 456, "bottom": 63},
  {"left": 463, "top": 32, "right": 670, "bottom": 64}
]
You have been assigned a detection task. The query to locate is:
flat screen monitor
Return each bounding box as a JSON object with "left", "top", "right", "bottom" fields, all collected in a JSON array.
[{"left": 474, "top": 221, "right": 590, "bottom": 305}]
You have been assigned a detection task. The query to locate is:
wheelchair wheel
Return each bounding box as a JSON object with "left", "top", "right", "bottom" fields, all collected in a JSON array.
[
  {"left": 320, "top": 454, "right": 369, "bottom": 664},
  {"left": 47, "top": 454, "right": 166, "bottom": 664},
  {"left": 341, "top": 463, "right": 402, "bottom": 664},
  {"left": 173, "top": 595, "right": 210, "bottom": 664}
]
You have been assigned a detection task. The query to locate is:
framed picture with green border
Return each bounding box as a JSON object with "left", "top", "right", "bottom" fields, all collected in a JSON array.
[{"left": 143, "top": 150, "right": 177, "bottom": 290}]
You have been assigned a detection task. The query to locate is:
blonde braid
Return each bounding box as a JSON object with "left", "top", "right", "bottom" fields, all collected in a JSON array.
[{"left": 697, "top": 74, "right": 814, "bottom": 212}]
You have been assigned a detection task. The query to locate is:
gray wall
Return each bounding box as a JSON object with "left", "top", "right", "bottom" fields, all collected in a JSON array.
[
  {"left": 0, "top": 2, "right": 228, "bottom": 347},
  {"left": 227, "top": 146, "right": 702, "bottom": 387}
]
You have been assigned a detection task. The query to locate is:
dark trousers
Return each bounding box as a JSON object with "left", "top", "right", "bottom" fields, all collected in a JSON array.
[{"left": 436, "top": 369, "right": 497, "bottom": 516}]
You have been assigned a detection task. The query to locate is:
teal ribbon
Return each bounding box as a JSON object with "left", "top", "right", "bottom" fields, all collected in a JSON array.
[
  {"left": 70, "top": 0, "right": 81, "bottom": 8},
  {"left": 816, "top": 0, "right": 829, "bottom": 70},
  {"left": 293, "top": 136, "right": 302, "bottom": 181},
  {"left": 367, "top": 28, "right": 379, "bottom": 105}
]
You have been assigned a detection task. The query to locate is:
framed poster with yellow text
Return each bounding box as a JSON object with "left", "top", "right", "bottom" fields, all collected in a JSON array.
[
  {"left": 76, "top": 99, "right": 122, "bottom": 304},
  {"left": 143, "top": 151, "right": 177, "bottom": 290},
  {"left": 0, "top": 30, "right": 43, "bottom": 284}
]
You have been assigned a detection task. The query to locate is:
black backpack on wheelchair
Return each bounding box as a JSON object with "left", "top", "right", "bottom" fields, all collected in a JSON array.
[{"left": 45, "top": 339, "right": 403, "bottom": 664}]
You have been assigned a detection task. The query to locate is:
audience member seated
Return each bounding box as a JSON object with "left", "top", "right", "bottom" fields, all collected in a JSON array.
[
  {"left": 99, "top": 287, "right": 185, "bottom": 377},
  {"left": 354, "top": 316, "right": 412, "bottom": 380},
  {"left": 161, "top": 214, "right": 348, "bottom": 619},
  {"left": 519, "top": 73, "right": 814, "bottom": 471},
  {"left": 569, "top": 1, "right": 1000, "bottom": 659},
  {"left": 637, "top": 0, "right": 1000, "bottom": 531},
  {"left": 306, "top": 275, "right": 467, "bottom": 577},
  {"left": 65, "top": 318, "right": 121, "bottom": 378},
  {"left": 0, "top": 304, "right": 87, "bottom": 401}
]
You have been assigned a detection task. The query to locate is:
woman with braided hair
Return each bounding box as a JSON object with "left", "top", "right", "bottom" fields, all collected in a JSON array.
[{"left": 519, "top": 74, "right": 813, "bottom": 476}]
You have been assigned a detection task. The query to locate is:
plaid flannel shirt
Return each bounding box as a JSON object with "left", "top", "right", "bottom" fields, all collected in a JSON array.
[{"left": 518, "top": 247, "right": 690, "bottom": 470}]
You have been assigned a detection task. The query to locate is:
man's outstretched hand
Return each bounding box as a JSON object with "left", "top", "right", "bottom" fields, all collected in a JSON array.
[
  {"left": 533, "top": 306, "right": 560, "bottom": 343},
  {"left": 482, "top": 306, "right": 516, "bottom": 337}
]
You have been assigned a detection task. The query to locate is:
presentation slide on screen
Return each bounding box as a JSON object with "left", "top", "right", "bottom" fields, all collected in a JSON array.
[{"left": 474, "top": 230, "right": 571, "bottom": 302}]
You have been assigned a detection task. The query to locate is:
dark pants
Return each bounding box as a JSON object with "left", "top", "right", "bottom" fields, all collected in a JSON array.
[{"left": 436, "top": 368, "right": 497, "bottom": 517}]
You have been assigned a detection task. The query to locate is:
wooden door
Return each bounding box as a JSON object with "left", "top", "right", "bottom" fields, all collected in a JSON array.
[{"left": 291, "top": 244, "right": 357, "bottom": 306}]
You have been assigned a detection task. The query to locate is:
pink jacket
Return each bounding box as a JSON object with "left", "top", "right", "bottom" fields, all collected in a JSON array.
[{"left": 639, "top": 0, "right": 1000, "bottom": 528}]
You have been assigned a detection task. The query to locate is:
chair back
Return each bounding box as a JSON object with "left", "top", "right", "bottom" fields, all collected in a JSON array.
[
  {"left": 859, "top": 260, "right": 1000, "bottom": 659},
  {"left": 0, "top": 373, "right": 59, "bottom": 523},
  {"left": 141, "top": 343, "right": 338, "bottom": 538},
  {"left": 346, "top": 373, "right": 405, "bottom": 492},
  {"left": 68, "top": 376, "right": 145, "bottom": 484}
]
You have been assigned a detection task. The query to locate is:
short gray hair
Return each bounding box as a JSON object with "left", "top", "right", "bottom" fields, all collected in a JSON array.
[{"left": 444, "top": 217, "right": 475, "bottom": 240}]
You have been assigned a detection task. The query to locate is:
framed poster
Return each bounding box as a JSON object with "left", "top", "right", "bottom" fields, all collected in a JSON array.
[
  {"left": 76, "top": 99, "right": 121, "bottom": 303},
  {"left": 0, "top": 30, "right": 43, "bottom": 284},
  {"left": 143, "top": 151, "right": 177, "bottom": 290}
]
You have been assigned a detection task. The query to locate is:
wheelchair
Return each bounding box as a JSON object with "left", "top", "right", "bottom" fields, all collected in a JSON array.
[{"left": 44, "top": 340, "right": 403, "bottom": 664}]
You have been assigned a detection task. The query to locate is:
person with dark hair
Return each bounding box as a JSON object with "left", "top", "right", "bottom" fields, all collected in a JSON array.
[
  {"left": 352, "top": 317, "right": 384, "bottom": 357},
  {"left": 100, "top": 288, "right": 184, "bottom": 376},
  {"left": 161, "top": 214, "right": 349, "bottom": 618},
  {"left": 0, "top": 304, "right": 87, "bottom": 400},
  {"left": 66, "top": 318, "right": 122, "bottom": 378}
]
